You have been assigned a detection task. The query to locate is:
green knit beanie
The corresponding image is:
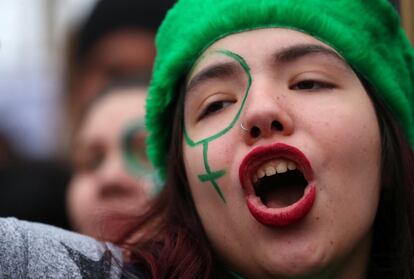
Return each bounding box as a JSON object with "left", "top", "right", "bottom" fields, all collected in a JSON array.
[{"left": 146, "top": 0, "right": 414, "bottom": 181}]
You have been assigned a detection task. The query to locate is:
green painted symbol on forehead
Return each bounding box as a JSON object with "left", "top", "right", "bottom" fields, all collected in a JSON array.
[{"left": 183, "top": 49, "right": 252, "bottom": 203}]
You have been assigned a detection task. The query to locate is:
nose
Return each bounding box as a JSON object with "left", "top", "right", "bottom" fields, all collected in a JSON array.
[
  {"left": 96, "top": 155, "right": 137, "bottom": 199},
  {"left": 240, "top": 84, "right": 294, "bottom": 144}
]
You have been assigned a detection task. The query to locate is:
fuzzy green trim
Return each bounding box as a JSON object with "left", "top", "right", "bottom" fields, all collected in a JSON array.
[{"left": 146, "top": 0, "right": 414, "bottom": 181}]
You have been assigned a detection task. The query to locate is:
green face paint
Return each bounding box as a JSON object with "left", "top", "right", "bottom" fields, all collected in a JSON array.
[
  {"left": 122, "top": 119, "right": 161, "bottom": 195},
  {"left": 183, "top": 49, "right": 252, "bottom": 202}
]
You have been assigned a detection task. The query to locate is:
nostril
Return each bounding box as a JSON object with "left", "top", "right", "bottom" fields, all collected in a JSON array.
[
  {"left": 100, "top": 184, "right": 129, "bottom": 199},
  {"left": 271, "top": 120, "right": 283, "bottom": 131},
  {"left": 250, "top": 126, "right": 261, "bottom": 138}
]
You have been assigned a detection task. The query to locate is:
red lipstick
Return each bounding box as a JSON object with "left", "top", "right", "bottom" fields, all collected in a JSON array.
[{"left": 239, "top": 143, "right": 316, "bottom": 227}]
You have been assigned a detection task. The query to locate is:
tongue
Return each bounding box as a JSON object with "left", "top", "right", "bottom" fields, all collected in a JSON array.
[{"left": 262, "top": 183, "right": 305, "bottom": 208}]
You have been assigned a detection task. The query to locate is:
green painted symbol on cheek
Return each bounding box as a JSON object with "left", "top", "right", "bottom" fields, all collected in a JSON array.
[
  {"left": 197, "top": 142, "right": 227, "bottom": 201},
  {"left": 122, "top": 119, "right": 154, "bottom": 179},
  {"left": 184, "top": 49, "right": 252, "bottom": 203},
  {"left": 198, "top": 170, "right": 226, "bottom": 182}
]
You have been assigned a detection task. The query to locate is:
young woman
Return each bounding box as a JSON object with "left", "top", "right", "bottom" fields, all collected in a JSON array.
[
  {"left": 0, "top": 0, "right": 413, "bottom": 278},
  {"left": 67, "top": 78, "right": 155, "bottom": 242},
  {"left": 120, "top": 0, "right": 414, "bottom": 278}
]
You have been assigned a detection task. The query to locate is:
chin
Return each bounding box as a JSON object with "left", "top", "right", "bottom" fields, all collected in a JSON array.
[{"left": 248, "top": 236, "right": 335, "bottom": 279}]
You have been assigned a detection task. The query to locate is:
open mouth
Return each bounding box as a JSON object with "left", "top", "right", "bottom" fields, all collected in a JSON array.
[
  {"left": 253, "top": 160, "right": 308, "bottom": 208},
  {"left": 239, "top": 143, "right": 316, "bottom": 227}
]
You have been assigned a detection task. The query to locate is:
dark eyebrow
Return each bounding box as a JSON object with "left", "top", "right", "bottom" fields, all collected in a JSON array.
[
  {"left": 186, "top": 61, "right": 241, "bottom": 93},
  {"left": 273, "top": 44, "right": 350, "bottom": 69}
]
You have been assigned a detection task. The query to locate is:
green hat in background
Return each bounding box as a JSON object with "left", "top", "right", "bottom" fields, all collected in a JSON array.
[{"left": 146, "top": 0, "right": 414, "bottom": 181}]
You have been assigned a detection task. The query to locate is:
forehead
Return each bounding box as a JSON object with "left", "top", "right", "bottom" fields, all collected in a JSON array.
[
  {"left": 80, "top": 90, "right": 147, "bottom": 138},
  {"left": 91, "top": 90, "right": 146, "bottom": 117},
  {"left": 189, "top": 28, "right": 344, "bottom": 77}
]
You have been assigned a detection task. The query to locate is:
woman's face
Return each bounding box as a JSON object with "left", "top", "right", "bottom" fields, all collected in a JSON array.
[
  {"left": 67, "top": 88, "right": 153, "bottom": 241},
  {"left": 182, "top": 28, "right": 381, "bottom": 278}
]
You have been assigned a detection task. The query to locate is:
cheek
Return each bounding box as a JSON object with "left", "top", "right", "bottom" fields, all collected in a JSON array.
[
  {"left": 136, "top": 179, "right": 153, "bottom": 197},
  {"left": 67, "top": 177, "right": 101, "bottom": 233},
  {"left": 67, "top": 177, "right": 98, "bottom": 217},
  {"left": 306, "top": 98, "right": 382, "bottom": 245},
  {"left": 183, "top": 143, "right": 204, "bottom": 187},
  {"left": 323, "top": 106, "right": 381, "bottom": 182},
  {"left": 183, "top": 134, "right": 237, "bottom": 190},
  {"left": 182, "top": 134, "right": 239, "bottom": 217},
  {"left": 304, "top": 92, "right": 381, "bottom": 178},
  {"left": 183, "top": 130, "right": 234, "bottom": 180}
]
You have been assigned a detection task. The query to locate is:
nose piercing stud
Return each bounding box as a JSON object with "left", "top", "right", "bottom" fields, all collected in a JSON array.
[{"left": 240, "top": 122, "right": 249, "bottom": 131}]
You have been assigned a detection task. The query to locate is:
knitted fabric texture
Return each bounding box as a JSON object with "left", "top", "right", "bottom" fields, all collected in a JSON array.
[{"left": 146, "top": 0, "right": 414, "bottom": 180}]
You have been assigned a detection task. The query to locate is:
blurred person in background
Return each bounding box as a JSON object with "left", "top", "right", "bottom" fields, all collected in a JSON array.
[
  {"left": 66, "top": 0, "right": 175, "bottom": 134},
  {"left": 63, "top": 0, "right": 172, "bottom": 239},
  {"left": 1, "top": 0, "right": 173, "bottom": 229},
  {"left": 66, "top": 77, "right": 156, "bottom": 242}
]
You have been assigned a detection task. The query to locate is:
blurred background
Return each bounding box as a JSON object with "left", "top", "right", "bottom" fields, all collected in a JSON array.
[
  {"left": 0, "top": 0, "right": 174, "bottom": 229},
  {"left": 0, "top": 0, "right": 99, "bottom": 229},
  {"left": 0, "top": 0, "right": 412, "bottom": 229},
  {"left": 0, "top": 0, "right": 92, "bottom": 160}
]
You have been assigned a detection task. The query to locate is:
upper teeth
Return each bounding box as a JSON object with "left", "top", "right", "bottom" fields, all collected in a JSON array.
[{"left": 252, "top": 159, "right": 297, "bottom": 184}]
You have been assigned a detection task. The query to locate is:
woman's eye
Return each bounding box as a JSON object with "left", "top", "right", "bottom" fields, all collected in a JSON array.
[
  {"left": 88, "top": 154, "right": 104, "bottom": 171},
  {"left": 290, "top": 80, "right": 335, "bottom": 91},
  {"left": 198, "top": 100, "right": 234, "bottom": 120}
]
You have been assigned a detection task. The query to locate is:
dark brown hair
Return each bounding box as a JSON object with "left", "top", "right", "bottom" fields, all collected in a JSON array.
[{"left": 366, "top": 83, "right": 414, "bottom": 278}]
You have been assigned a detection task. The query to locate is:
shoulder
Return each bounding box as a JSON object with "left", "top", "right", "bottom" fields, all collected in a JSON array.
[{"left": 0, "top": 217, "right": 124, "bottom": 278}]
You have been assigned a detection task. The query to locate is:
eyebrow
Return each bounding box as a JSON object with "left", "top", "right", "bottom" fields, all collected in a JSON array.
[
  {"left": 273, "top": 44, "right": 350, "bottom": 69},
  {"left": 186, "top": 44, "right": 350, "bottom": 93},
  {"left": 186, "top": 61, "right": 242, "bottom": 93}
]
